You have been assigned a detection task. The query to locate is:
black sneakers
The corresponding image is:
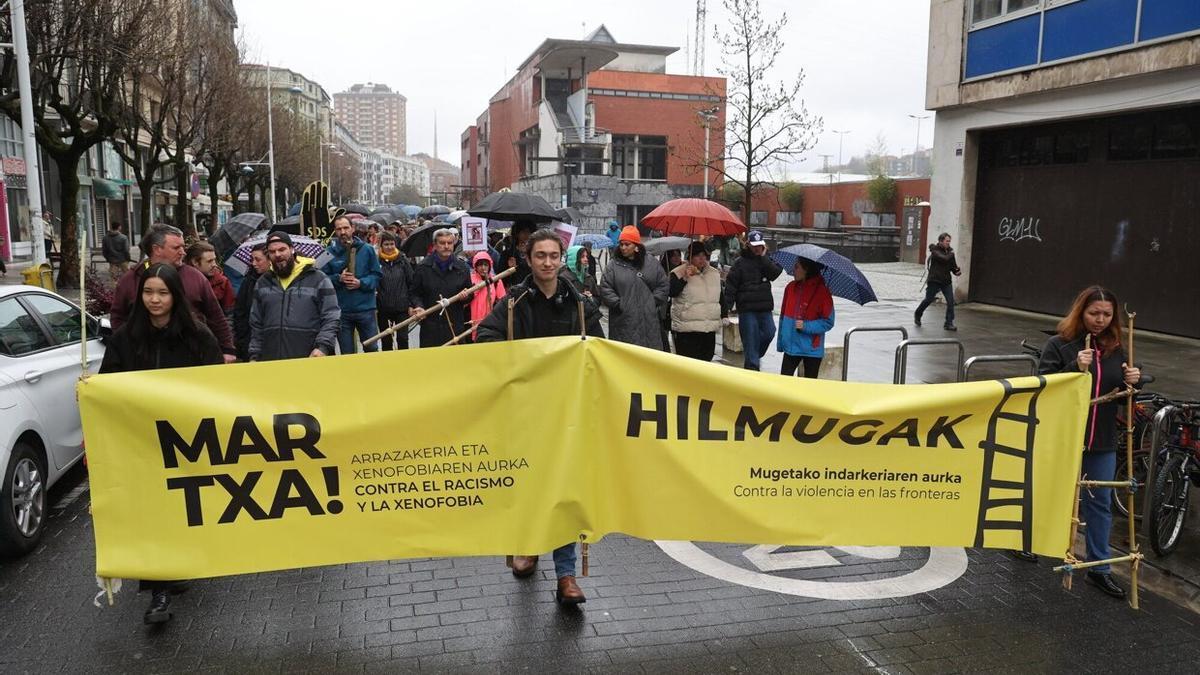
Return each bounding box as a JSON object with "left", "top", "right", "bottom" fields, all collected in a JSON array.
[
  {"left": 1086, "top": 571, "right": 1126, "bottom": 599},
  {"left": 144, "top": 590, "right": 172, "bottom": 625}
]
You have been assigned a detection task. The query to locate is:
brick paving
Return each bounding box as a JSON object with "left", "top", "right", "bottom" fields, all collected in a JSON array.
[{"left": 3, "top": 467, "right": 1200, "bottom": 673}]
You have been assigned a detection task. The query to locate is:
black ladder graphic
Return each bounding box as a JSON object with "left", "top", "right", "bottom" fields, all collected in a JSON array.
[{"left": 974, "top": 376, "right": 1047, "bottom": 552}]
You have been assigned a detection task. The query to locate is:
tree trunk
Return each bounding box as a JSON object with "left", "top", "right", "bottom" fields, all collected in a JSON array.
[
  {"left": 207, "top": 164, "right": 224, "bottom": 234},
  {"left": 53, "top": 154, "right": 83, "bottom": 289},
  {"left": 137, "top": 177, "right": 154, "bottom": 249},
  {"left": 175, "top": 163, "right": 194, "bottom": 238}
]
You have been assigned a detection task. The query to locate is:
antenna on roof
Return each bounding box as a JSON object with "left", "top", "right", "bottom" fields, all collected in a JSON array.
[{"left": 694, "top": 0, "right": 707, "bottom": 76}]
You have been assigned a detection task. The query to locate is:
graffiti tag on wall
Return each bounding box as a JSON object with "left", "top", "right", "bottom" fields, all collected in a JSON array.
[{"left": 998, "top": 217, "right": 1042, "bottom": 243}]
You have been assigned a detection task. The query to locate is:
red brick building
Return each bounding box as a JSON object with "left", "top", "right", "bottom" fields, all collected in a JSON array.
[{"left": 459, "top": 25, "right": 726, "bottom": 230}]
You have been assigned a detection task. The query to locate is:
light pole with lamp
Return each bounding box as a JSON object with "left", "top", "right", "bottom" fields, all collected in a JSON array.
[
  {"left": 908, "top": 113, "right": 929, "bottom": 176},
  {"left": 697, "top": 107, "right": 718, "bottom": 198},
  {"left": 319, "top": 142, "right": 337, "bottom": 184},
  {"left": 831, "top": 130, "right": 850, "bottom": 183}
]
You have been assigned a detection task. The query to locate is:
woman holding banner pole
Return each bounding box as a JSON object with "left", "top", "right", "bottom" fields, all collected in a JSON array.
[
  {"left": 99, "top": 263, "right": 223, "bottom": 624},
  {"left": 1037, "top": 286, "right": 1140, "bottom": 600}
]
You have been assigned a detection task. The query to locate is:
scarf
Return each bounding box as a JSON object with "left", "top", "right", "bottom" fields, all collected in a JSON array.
[
  {"left": 379, "top": 248, "right": 400, "bottom": 263},
  {"left": 782, "top": 275, "right": 833, "bottom": 348}
]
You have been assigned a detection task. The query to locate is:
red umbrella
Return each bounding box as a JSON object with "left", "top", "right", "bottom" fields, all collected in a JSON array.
[{"left": 641, "top": 198, "right": 747, "bottom": 236}]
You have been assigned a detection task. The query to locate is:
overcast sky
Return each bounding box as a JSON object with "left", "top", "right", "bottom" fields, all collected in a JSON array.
[{"left": 237, "top": 0, "right": 932, "bottom": 173}]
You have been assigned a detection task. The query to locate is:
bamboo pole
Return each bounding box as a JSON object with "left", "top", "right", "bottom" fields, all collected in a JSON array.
[
  {"left": 1052, "top": 553, "right": 1141, "bottom": 573},
  {"left": 1079, "top": 479, "right": 1138, "bottom": 488},
  {"left": 1091, "top": 387, "right": 1133, "bottom": 406},
  {"left": 1063, "top": 477, "right": 1083, "bottom": 590},
  {"left": 363, "top": 265, "right": 517, "bottom": 346},
  {"left": 1125, "top": 306, "right": 1139, "bottom": 609}
]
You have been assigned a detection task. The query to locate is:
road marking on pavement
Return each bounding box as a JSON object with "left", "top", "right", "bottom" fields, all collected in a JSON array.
[
  {"left": 742, "top": 545, "right": 902, "bottom": 571},
  {"left": 51, "top": 482, "right": 89, "bottom": 515},
  {"left": 656, "top": 541, "right": 968, "bottom": 600},
  {"left": 847, "top": 638, "right": 889, "bottom": 674}
]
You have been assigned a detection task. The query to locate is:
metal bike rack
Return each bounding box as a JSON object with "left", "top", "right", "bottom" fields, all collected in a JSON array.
[
  {"left": 962, "top": 354, "right": 1039, "bottom": 381},
  {"left": 894, "top": 338, "right": 965, "bottom": 384},
  {"left": 841, "top": 326, "right": 909, "bottom": 382}
]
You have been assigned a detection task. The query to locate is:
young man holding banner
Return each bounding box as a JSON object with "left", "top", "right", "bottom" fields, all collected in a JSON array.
[{"left": 475, "top": 228, "right": 604, "bottom": 605}]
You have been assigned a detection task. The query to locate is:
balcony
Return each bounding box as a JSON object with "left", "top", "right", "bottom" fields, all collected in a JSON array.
[{"left": 559, "top": 125, "right": 610, "bottom": 147}]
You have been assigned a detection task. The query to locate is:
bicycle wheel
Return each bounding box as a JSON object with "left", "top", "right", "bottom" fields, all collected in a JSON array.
[
  {"left": 1148, "top": 453, "right": 1190, "bottom": 556},
  {"left": 1113, "top": 423, "right": 1155, "bottom": 520}
]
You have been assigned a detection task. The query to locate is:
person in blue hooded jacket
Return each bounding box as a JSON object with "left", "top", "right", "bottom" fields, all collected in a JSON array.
[
  {"left": 776, "top": 257, "right": 835, "bottom": 378},
  {"left": 323, "top": 215, "right": 382, "bottom": 354}
]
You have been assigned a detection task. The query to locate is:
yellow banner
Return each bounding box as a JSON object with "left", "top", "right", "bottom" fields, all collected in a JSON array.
[{"left": 80, "top": 337, "right": 1089, "bottom": 580}]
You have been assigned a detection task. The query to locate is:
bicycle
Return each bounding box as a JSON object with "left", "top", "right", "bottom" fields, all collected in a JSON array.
[{"left": 1146, "top": 402, "right": 1200, "bottom": 556}]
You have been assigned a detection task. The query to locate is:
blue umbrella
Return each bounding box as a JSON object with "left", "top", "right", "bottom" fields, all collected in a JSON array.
[
  {"left": 770, "top": 243, "right": 877, "bottom": 305},
  {"left": 575, "top": 233, "right": 613, "bottom": 249},
  {"left": 401, "top": 205, "right": 421, "bottom": 218}
]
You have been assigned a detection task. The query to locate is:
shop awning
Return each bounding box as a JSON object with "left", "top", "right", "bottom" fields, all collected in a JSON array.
[{"left": 93, "top": 177, "right": 125, "bottom": 200}]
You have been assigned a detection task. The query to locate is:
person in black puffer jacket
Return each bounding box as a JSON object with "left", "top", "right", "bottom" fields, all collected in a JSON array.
[
  {"left": 376, "top": 231, "right": 414, "bottom": 350},
  {"left": 724, "top": 230, "right": 782, "bottom": 370},
  {"left": 1037, "top": 285, "right": 1140, "bottom": 600},
  {"left": 914, "top": 232, "right": 962, "bottom": 331}
]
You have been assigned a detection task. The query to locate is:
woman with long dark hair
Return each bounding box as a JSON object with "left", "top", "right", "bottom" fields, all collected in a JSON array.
[
  {"left": 99, "top": 263, "right": 222, "bottom": 624},
  {"left": 1037, "top": 285, "right": 1140, "bottom": 600}
]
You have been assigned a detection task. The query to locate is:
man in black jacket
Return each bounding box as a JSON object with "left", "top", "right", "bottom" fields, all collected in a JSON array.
[
  {"left": 915, "top": 232, "right": 962, "bottom": 331},
  {"left": 409, "top": 228, "right": 472, "bottom": 348},
  {"left": 724, "top": 230, "right": 782, "bottom": 370},
  {"left": 476, "top": 228, "right": 603, "bottom": 606},
  {"left": 250, "top": 231, "right": 341, "bottom": 361},
  {"left": 233, "top": 244, "right": 270, "bottom": 361}
]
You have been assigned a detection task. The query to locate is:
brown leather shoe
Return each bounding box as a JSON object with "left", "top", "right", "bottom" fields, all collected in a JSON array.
[
  {"left": 510, "top": 555, "right": 538, "bottom": 578},
  {"left": 556, "top": 575, "right": 586, "bottom": 605}
]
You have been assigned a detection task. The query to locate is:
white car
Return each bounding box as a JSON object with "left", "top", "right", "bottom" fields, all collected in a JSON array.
[{"left": 0, "top": 284, "right": 104, "bottom": 557}]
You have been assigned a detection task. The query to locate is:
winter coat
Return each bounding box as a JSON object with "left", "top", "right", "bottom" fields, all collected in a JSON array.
[
  {"left": 926, "top": 245, "right": 961, "bottom": 286},
  {"left": 724, "top": 250, "right": 783, "bottom": 314},
  {"left": 323, "top": 237, "right": 382, "bottom": 314},
  {"left": 208, "top": 268, "right": 236, "bottom": 312},
  {"left": 410, "top": 254, "right": 472, "bottom": 348},
  {"left": 500, "top": 243, "right": 531, "bottom": 285},
  {"left": 232, "top": 270, "right": 259, "bottom": 362},
  {"left": 1038, "top": 334, "right": 1133, "bottom": 453},
  {"left": 249, "top": 257, "right": 340, "bottom": 361},
  {"left": 99, "top": 323, "right": 223, "bottom": 374},
  {"left": 377, "top": 252, "right": 414, "bottom": 313},
  {"left": 777, "top": 276, "right": 835, "bottom": 358},
  {"left": 599, "top": 248, "right": 669, "bottom": 350},
  {"left": 111, "top": 262, "right": 235, "bottom": 355},
  {"left": 668, "top": 263, "right": 723, "bottom": 333},
  {"left": 475, "top": 277, "right": 604, "bottom": 342},
  {"left": 468, "top": 251, "right": 506, "bottom": 338},
  {"left": 101, "top": 231, "right": 131, "bottom": 264}
]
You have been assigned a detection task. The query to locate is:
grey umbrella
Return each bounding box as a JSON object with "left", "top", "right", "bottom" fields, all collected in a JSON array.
[
  {"left": 419, "top": 204, "right": 452, "bottom": 218},
  {"left": 210, "top": 212, "right": 267, "bottom": 262},
  {"left": 644, "top": 236, "right": 694, "bottom": 256}
]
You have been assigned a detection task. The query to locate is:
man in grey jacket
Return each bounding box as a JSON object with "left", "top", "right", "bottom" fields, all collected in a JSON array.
[
  {"left": 599, "top": 226, "right": 669, "bottom": 350},
  {"left": 250, "top": 231, "right": 341, "bottom": 361}
]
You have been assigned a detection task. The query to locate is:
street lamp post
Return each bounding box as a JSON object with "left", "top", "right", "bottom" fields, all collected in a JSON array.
[
  {"left": 265, "top": 62, "right": 278, "bottom": 223},
  {"left": 832, "top": 130, "right": 850, "bottom": 183},
  {"left": 10, "top": 0, "right": 47, "bottom": 265},
  {"left": 908, "top": 113, "right": 929, "bottom": 176},
  {"left": 697, "top": 107, "right": 718, "bottom": 198}
]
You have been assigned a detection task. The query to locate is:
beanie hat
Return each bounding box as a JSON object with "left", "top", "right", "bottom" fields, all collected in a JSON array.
[
  {"left": 619, "top": 225, "right": 641, "bottom": 245},
  {"left": 265, "top": 230, "right": 294, "bottom": 247}
]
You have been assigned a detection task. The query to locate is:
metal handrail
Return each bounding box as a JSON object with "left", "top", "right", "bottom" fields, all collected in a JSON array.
[
  {"left": 894, "top": 338, "right": 965, "bottom": 384},
  {"left": 840, "top": 326, "right": 909, "bottom": 382},
  {"left": 963, "top": 354, "right": 1039, "bottom": 381}
]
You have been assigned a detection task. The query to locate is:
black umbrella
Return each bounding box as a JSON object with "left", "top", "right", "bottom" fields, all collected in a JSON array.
[
  {"left": 401, "top": 222, "right": 442, "bottom": 257},
  {"left": 419, "top": 204, "right": 452, "bottom": 218},
  {"left": 469, "top": 191, "right": 559, "bottom": 223},
  {"left": 210, "top": 212, "right": 267, "bottom": 262},
  {"left": 368, "top": 213, "right": 392, "bottom": 227},
  {"left": 341, "top": 203, "right": 371, "bottom": 217},
  {"left": 555, "top": 206, "right": 582, "bottom": 224},
  {"left": 370, "top": 206, "right": 394, "bottom": 216}
]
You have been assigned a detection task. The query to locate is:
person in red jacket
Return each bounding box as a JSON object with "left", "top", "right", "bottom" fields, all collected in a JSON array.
[
  {"left": 111, "top": 224, "right": 236, "bottom": 362},
  {"left": 186, "top": 241, "right": 236, "bottom": 313}
]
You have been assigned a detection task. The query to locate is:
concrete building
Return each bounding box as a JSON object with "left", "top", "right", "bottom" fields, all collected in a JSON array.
[
  {"left": 460, "top": 25, "right": 726, "bottom": 232},
  {"left": 334, "top": 83, "right": 407, "bottom": 157},
  {"left": 412, "top": 153, "right": 460, "bottom": 205},
  {"left": 242, "top": 64, "right": 333, "bottom": 141},
  {"left": 381, "top": 154, "right": 430, "bottom": 203},
  {"left": 927, "top": 0, "right": 1200, "bottom": 338}
]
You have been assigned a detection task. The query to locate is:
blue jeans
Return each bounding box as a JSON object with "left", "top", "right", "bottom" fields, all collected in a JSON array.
[
  {"left": 738, "top": 311, "right": 776, "bottom": 371},
  {"left": 338, "top": 310, "right": 380, "bottom": 354},
  {"left": 1081, "top": 451, "right": 1116, "bottom": 574},
  {"left": 552, "top": 543, "right": 576, "bottom": 578},
  {"left": 916, "top": 282, "right": 955, "bottom": 326}
]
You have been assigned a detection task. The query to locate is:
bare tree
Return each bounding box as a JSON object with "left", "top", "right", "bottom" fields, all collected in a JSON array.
[
  {"left": 327, "top": 150, "right": 361, "bottom": 204},
  {"left": 193, "top": 26, "right": 251, "bottom": 231},
  {"left": 0, "top": 0, "right": 159, "bottom": 287},
  {"left": 707, "top": 0, "right": 822, "bottom": 225}
]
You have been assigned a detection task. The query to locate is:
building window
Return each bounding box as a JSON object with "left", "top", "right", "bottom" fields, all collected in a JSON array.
[
  {"left": 776, "top": 211, "right": 801, "bottom": 227},
  {"left": 749, "top": 211, "right": 768, "bottom": 225},
  {"left": 970, "top": 0, "right": 1039, "bottom": 27},
  {"left": 613, "top": 135, "right": 667, "bottom": 180}
]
